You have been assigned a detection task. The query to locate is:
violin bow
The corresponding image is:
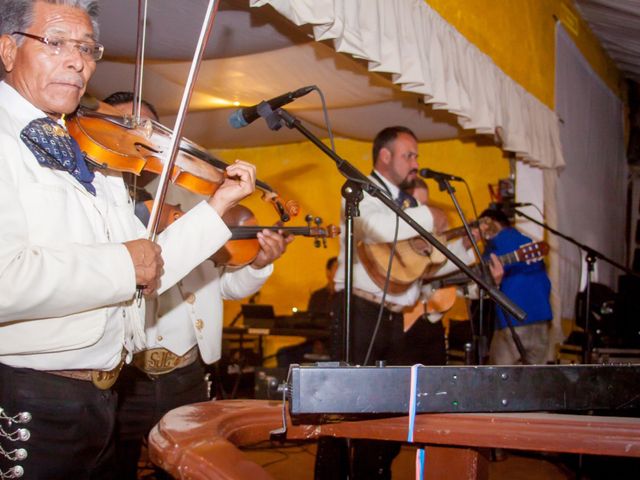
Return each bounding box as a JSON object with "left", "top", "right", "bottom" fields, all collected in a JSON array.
[
  {"left": 133, "top": 0, "right": 221, "bottom": 301},
  {"left": 132, "top": 0, "right": 149, "bottom": 124},
  {"left": 144, "top": 0, "right": 221, "bottom": 242}
]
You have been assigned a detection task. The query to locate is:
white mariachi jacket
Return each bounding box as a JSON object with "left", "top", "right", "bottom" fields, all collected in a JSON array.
[
  {"left": 145, "top": 261, "right": 272, "bottom": 364},
  {"left": 0, "top": 82, "right": 230, "bottom": 371}
]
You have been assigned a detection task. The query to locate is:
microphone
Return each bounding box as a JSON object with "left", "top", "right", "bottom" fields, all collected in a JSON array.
[
  {"left": 509, "top": 202, "right": 533, "bottom": 208},
  {"left": 419, "top": 168, "right": 464, "bottom": 182},
  {"left": 228, "top": 86, "right": 315, "bottom": 129}
]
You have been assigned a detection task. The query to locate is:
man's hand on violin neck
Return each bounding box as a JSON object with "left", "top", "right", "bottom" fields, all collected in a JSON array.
[
  {"left": 208, "top": 160, "right": 256, "bottom": 217},
  {"left": 250, "top": 229, "right": 294, "bottom": 270},
  {"left": 124, "top": 239, "right": 164, "bottom": 296}
]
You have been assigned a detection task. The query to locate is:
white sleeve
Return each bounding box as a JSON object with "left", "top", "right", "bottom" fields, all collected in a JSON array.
[{"left": 219, "top": 263, "right": 273, "bottom": 300}]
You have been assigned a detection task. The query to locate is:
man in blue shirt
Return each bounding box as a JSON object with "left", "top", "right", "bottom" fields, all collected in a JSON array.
[{"left": 478, "top": 208, "right": 552, "bottom": 364}]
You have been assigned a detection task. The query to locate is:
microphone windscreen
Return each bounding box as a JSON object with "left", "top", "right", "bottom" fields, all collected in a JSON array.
[{"left": 228, "top": 109, "right": 249, "bottom": 129}]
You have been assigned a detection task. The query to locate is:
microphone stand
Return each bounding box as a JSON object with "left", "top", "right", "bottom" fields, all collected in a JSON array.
[
  {"left": 514, "top": 208, "right": 640, "bottom": 363},
  {"left": 341, "top": 180, "right": 363, "bottom": 363},
  {"left": 430, "top": 176, "right": 528, "bottom": 364},
  {"left": 259, "top": 107, "right": 526, "bottom": 362}
]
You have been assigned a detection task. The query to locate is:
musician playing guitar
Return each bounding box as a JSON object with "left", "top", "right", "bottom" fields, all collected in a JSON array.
[
  {"left": 475, "top": 208, "right": 552, "bottom": 365},
  {"left": 318, "top": 126, "right": 447, "bottom": 480}
]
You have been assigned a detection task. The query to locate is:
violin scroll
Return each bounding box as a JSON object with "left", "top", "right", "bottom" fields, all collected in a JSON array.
[{"left": 261, "top": 191, "right": 299, "bottom": 223}]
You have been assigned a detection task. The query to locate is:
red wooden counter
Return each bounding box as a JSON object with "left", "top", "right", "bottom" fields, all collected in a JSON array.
[{"left": 148, "top": 399, "right": 640, "bottom": 479}]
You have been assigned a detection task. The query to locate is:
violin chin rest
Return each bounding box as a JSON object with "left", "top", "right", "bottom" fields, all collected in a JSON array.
[{"left": 79, "top": 93, "right": 100, "bottom": 111}]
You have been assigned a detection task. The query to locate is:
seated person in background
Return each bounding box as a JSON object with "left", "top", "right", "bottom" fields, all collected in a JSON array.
[
  {"left": 276, "top": 256, "right": 337, "bottom": 367},
  {"left": 477, "top": 208, "right": 552, "bottom": 365},
  {"left": 307, "top": 256, "right": 338, "bottom": 322}
]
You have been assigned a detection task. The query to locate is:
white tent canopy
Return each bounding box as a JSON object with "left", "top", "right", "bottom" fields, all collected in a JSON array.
[
  {"left": 89, "top": 0, "right": 462, "bottom": 148},
  {"left": 88, "top": 0, "right": 564, "bottom": 168}
]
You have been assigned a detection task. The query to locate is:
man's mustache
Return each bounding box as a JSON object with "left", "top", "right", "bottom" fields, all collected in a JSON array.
[{"left": 55, "top": 77, "right": 85, "bottom": 88}]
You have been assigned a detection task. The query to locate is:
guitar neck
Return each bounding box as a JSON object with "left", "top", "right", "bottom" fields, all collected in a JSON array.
[
  {"left": 440, "top": 221, "right": 479, "bottom": 242},
  {"left": 426, "top": 241, "right": 547, "bottom": 288},
  {"left": 230, "top": 225, "right": 316, "bottom": 240},
  {"left": 498, "top": 250, "right": 519, "bottom": 266}
]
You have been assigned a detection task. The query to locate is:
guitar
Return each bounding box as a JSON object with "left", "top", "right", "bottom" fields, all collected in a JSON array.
[
  {"left": 358, "top": 223, "right": 478, "bottom": 294},
  {"left": 403, "top": 241, "right": 549, "bottom": 331}
]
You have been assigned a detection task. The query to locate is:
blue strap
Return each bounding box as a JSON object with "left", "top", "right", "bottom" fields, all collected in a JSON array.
[{"left": 408, "top": 364, "right": 426, "bottom": 479}]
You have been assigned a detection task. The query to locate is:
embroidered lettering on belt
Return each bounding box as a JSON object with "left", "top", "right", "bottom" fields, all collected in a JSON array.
[{"left": 148, "top": 349, "right": 180, "bottom": 369}]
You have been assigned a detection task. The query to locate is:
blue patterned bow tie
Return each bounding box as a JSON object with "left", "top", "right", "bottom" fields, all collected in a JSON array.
[
  {"left": 395, "top": 190, "right": 418, "bottom": 209},
  {"left": 21, "top": 117, "right": 96, "bottom": 195}
]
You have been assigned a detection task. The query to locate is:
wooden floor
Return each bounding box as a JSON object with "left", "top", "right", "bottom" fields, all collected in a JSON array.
[
  {"left": 138, "top": 442, "right": 640, "bottom": 479},
  {"left": 240, "top": 444, "right": 574, "bottom": 480}
]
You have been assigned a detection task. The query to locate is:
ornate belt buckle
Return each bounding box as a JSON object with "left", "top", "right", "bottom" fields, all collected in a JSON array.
[
  {"left": 135, "top": 348, "right": 182, "bottom": 375},
  {"left": 92, "top": 352, "right": 126, "bottom": 389}
]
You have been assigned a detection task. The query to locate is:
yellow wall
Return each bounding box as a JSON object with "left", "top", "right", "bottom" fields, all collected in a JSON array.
[
  {"left": 214, "top": 0, "right": 623, "bottom": 360},
  {"left": 425, "top": 0, "right": 624, "bottom": 106}
]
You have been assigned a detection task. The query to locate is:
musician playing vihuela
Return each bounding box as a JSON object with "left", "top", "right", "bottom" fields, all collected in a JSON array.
[{"left": 0, "top": 1, "right": 258, "bottom": 477}]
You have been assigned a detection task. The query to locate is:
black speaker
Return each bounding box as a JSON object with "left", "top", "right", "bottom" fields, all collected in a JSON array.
[
  {"left": 617, "top": 275, "right": 640, "bottom": 347},
  {"left": 627, "top": 80, "right": 640, "bottom": 165},
  {"left": 574, "top": 282, "right": 618, "bottom": 347}
]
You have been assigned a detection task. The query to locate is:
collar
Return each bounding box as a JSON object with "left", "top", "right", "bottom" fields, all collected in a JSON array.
[
  {"left": 0, "top": 81, "right": 63, "bottom": 130},
  {"left": 371, "top": 169, "right": 400, "bottom": 199}
]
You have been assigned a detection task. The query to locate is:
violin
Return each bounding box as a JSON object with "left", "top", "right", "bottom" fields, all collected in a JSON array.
[
  {"left": 66, "top": 100, "right": 298, "bottom": 222},
  {"left": 143, "top": 201, "right": 340, "bottom": 267}
]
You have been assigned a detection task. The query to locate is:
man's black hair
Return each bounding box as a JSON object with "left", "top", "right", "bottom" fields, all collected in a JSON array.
[
  {"left": 479, "top": 208, "right": 511, "bottom": 227},
  {"left": 372, "top": 126, "right": 417, "bottom": 165},
  {"left": 103, "top": 91, "right": 159, "bottom": 121}
]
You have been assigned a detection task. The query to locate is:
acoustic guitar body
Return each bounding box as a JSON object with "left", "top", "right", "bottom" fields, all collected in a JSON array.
[
  {"left": 357, "top": 238, "right": 446, "bottom": 294},
  {"left": 402, "top": 286, "right": 458, "bottom": 331}
]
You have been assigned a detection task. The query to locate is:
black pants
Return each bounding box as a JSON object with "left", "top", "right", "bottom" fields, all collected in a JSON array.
[
  {"left": 114, "top": 360, "right": 208, "bottom": 479},
  {"left": 0, "top": 362, "right": 117, "bottom": 480},
  {"left": 317, "top": 293, "right": 446, "bottom": 479},
  {"left": 329, "top": 293, "right": 446, "bottom": 366}
]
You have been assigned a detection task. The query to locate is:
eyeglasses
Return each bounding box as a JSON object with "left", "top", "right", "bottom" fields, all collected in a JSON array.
[{"left": 12, "top": 31, "right": 104, "bottom": 61}]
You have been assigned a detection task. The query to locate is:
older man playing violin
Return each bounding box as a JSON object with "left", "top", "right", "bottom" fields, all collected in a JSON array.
[
  {"left": 0, "top": 1, "right": 256, "bottom": 478},
  {"left": 104, "top": 91, "right": 292, "bottom": 479}
]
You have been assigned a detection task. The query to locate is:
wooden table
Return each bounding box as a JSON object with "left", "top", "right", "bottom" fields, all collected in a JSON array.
[{"left": 148, "top": 399, "right": 640, "bottom": 479}]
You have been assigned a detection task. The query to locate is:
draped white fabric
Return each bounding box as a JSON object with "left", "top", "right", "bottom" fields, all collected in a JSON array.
[
  {"left": 89, "top": 0, "right": 468, "bottom": 149},
  {"left": 554, "top": 26, "right": 627, "bottom": 320},
  {"left": 251, "top": 0, "right": 565, "bottom": 169}
]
